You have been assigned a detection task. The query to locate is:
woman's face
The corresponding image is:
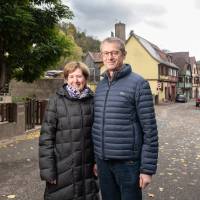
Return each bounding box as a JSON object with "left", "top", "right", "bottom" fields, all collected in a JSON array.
[{"left": 67, "top": 68, "right": 86, "bottom": 91}]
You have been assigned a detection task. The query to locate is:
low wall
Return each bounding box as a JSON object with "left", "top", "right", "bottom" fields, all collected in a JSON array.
[
  {"left": 10, "top": 79, "right": 97, "bottom": 100},
  {"left": 10, "top": 78, "right": 64, "bottom": 100},
  {"left": 0, "top": 103, "right": 25, "bottom": 139},
  {"left": 0, "top": 95, "right": 12, "bottom": 103}
]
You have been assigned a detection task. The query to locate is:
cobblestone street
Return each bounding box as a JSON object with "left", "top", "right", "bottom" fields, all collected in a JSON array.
[
  {"left": 144, "top": 101, "right": 200, "bottom": 200},
  {"left": 0, "top": 101, "right": 200, "bottom": 200}
]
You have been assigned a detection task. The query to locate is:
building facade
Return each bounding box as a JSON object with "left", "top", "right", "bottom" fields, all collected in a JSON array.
[
  {"left": 84, "top": 52, "right": 102, "bottom": 83},
  {"left": 190, "top": 56, "right": 199, "bottom": 98},
  {"left": 125, "top": 32, "right": 179, "bottom": 104},
  {"left": 168, "top": 52, "right": 193, "bottom": 100}
]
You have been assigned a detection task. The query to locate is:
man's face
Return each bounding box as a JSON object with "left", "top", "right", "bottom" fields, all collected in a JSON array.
[{"left": 101, "top": 42, "right": 126, "bottom": 72}]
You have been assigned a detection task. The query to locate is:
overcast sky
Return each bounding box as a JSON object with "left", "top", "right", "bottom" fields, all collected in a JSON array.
[{"left": 63, "top": 0, "right": 200, "bottom": 60}]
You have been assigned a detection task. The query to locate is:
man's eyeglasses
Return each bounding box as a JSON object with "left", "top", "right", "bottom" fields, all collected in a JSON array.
[{"left": 101, "top": 50, "right": 121, "bottom": 57}]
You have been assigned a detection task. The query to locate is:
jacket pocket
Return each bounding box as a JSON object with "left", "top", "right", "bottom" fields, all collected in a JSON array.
[
  {"left": 119, "top": 91, "right": 134, "bottom": 105},
  {"left": 133, "top": 122, "right": 142, "bottom": 152}
]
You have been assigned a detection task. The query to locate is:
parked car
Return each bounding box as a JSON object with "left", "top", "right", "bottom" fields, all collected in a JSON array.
[
  {"left": 176, "top": 94, "right": 187, "bottom": 103},
  {"left": 196, "top": 95, "right": 200, "bottom": 107},
  {"left": 45, "top": 70, "right": 63, "bottom": 78}
]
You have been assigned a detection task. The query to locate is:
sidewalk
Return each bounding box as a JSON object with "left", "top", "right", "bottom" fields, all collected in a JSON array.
[
  {"left": 0, "top": 128, "right": 40, "bottom": 149},
  {"left": 0, "top": 128, "right": 44, "bottom": 200}
]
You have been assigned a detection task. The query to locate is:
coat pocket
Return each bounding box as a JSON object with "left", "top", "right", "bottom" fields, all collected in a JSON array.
[{"left": 133, "top": 122, "right": 142, "bottom": 152}]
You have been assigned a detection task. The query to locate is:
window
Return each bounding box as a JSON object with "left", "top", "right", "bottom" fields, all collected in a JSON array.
[
  {"left": 163, "top": 67, "right": 168, "bottom": 76},
  {"left": 89, "top": 68, "right": 100, "bottom": 82},
  {"left": 168, "top": 68, "right": 172, "bottom": 76},
  {"left": 178, "top": 77, "right": 183, "bottom": 82},
  {"left": 172, "top": 69, "right": 176, "bottom": 76},
  {"left": 160, "top": 66, "right": 163, "bottom": 75}
]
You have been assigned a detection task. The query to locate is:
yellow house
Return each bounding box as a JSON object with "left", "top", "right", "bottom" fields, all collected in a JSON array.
[{"left": 124, "top": 32, "right": 179, "bottom": 104}]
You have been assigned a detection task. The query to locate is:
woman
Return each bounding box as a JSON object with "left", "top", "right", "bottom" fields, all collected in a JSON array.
[{"left": 39, "top": 61, "right": 99, "bottom": 200}]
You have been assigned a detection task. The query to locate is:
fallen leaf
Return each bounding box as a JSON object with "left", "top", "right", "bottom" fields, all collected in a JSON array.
[
  {"left": 177, "top": 187, "right": 183, "bottom": 190},
  {"left": 7, "top": 195, "right": 16, "bottom": 198},
  {"left": 148, "top": 193, "right": 155, "bottom": 198}
]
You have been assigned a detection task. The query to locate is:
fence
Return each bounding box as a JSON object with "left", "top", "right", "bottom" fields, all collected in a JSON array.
[
  {"left": 0, "top": 103, "right": 17, "bottom": 123},
  {"left": 0, "top": 102, "right": 24, "bottom": 139},
  {"left": 0, "top": 99, "right": 48, "bottom": 139},
  {"left": 25, "top": 99, "right": 48, "bottom": 130}
]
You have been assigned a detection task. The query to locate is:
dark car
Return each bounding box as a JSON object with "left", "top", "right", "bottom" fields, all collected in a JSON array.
[
  {"left": 176, "top": 94, "right": 187, "bottom": 103},
  {"left": 196, "top": 95, "right": 200, "bottom": 107}
]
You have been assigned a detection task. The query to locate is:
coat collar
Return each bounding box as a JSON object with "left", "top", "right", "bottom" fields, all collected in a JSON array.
[
  {"left": 56, "top": 84, "right": 93, "bottom": 100},
  {"left": 102, "top": 64, "right": 132, "bottom": 81}
]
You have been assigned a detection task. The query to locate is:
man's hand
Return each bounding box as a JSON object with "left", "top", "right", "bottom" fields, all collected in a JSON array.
[
  {"left": 139, "top": 174, "right": 152, "bottom": 189},
  {"left": 93, "top": 164, "right": 98, "bottom": 177}
]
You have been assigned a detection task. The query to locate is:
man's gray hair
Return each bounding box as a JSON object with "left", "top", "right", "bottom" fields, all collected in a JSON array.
[{"left": 100, "top": 37, "right": 126, "bottom": 55}]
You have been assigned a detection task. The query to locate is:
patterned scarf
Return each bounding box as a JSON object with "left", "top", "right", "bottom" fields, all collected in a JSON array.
[{"left": 65, "top": 84, "right": 90, "bottom": 99}]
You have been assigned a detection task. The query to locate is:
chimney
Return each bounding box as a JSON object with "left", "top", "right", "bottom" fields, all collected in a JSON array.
[
  {"left": 129, "top": 30, "right": 134, "bottom": 36},
  {"left": 115, "top": 22, "right": 126, "bottom": 41}
]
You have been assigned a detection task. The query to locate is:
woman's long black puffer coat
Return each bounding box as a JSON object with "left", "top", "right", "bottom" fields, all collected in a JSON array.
[{"left": 39, "top": 85, "right": 99, "bottom": 200}]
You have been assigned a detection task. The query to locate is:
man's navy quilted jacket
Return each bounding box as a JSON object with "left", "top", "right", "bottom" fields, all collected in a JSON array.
[{"left": 92, "top": 64, "right": 158, "bottom": 175}]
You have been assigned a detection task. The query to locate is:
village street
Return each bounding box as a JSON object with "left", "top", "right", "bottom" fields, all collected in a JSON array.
[{"left": 0, "top": 101, "right": 200, "bottom": 200}]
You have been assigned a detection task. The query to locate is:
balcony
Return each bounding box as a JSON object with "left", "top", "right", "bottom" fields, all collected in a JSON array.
[
  {"left": 178, "top": 83, "right": 192, "bottom": 88},
  {"left": 185, "top": 70, "right": 191, "bottom": 76},
  {"left": 160, "top": 75, "right": 178, "bottom": 82}
]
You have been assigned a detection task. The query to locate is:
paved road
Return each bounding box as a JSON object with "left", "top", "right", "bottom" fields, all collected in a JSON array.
[
  {"left": 0, "top": 132, "right": 44, "bottom": 200},
  {"left": 0, "top": 101, "right": 200, "bottom": 200},
  {"left": 144, "top": 101, "right": 200, "bottom": 200}
]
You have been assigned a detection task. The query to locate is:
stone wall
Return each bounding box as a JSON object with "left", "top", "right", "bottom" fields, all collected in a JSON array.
[
  {"left": 0, "top": 95, "right": 12, "bottom": 103},
  {"left": 9, "top": 78, "right": 97, "bottom": 100},
  {"left": 10, "top": 78, "right": 64, "bottom": 100}
]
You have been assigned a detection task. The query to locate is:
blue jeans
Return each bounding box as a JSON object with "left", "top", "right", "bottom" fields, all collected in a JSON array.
[{"left": 96, "top": 158, "right": 142, "bottom": 200}]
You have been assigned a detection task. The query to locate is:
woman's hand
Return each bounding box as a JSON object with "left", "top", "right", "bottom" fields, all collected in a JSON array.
[{"left": 93, "top": 164, "right": 98, "bottom": 177}]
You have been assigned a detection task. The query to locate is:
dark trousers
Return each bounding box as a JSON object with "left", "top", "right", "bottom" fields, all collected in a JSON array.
[{"left": 96, "top": 158, "right": 142, "bottom": 200}]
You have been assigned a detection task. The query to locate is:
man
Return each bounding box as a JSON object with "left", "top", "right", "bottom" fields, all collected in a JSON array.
[{"left": 92, "top": 37, "right": 158, "bottom": 200}]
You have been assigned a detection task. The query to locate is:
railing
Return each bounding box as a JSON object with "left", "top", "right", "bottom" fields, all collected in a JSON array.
[
  {"left": 0, "top": 99, "right": 48, "bottom": 130},
  {"left": 35, "top": 100, "right": 48, "bottom": 125},
  {"left": 0, "top": 103, "right": 17, "bottom": 123},
  {"left": 178, "top": 83, "right": 192, "bottom": 88},
  {"left": 25, "top": 99, "right": 48, "bottom": 130},
  {"left": 25, "top": 99, "right": 36, "bottom": 130}
]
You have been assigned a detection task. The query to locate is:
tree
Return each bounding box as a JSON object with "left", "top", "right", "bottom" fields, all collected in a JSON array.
[
  {"left": 50, "top": 29, "right": 83, "bottom": 69},
  {"left": 75, "top": 32, "right": 100, "bottom": 54},
  {"left": 60, "top": 22, "right": 101, "bottom": 55},
  {"left": 0, "top": 0, "right": 74, "bottom": 92}
]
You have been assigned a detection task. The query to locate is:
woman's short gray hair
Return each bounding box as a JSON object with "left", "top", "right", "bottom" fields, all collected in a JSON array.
[{"left": 63, "top": 61, "right": 90, "bottom": 80}]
